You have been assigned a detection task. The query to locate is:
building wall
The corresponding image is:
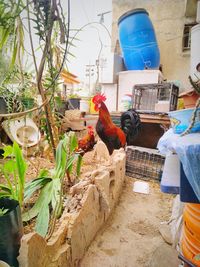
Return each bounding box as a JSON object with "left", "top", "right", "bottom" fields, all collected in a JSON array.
[{"left": 112, "top": 0, "right": 197, "bottom": 91}]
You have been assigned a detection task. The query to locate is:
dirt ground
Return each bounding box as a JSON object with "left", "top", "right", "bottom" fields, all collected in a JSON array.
[{"left": 80, "top": 176, "right": 174, "bottom": 267}]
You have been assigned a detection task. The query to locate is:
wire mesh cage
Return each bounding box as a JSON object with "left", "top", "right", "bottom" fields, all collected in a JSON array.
[
  {"left": 126, "top": 146, "right": 165, "bottom": 180},
  {"left": 132, "top": 82, "right": 179, "bottom": 112}
]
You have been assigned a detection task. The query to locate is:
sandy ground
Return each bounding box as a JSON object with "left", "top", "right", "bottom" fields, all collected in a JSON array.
[{"left": 80, "top": 177, "right": 174, "bottom": 267}]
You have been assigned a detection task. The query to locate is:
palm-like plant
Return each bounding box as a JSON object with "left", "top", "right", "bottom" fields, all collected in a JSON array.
[
  {"left": 23, "top": 132, "right": 82, "bottom": 237},
  {"left": 0, "top": 0, "right": 71, "bottom": 157},
  {"left": 0, "top": 0, "right": 24, "bottom": 68}
]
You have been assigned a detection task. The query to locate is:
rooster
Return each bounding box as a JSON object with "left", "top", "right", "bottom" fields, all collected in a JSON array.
[
  {"left": 76, "top": 125, "right": 96, "bottom": 156},
  {"left": 92, "top": 94, "right": 141, "bottom": 155}
]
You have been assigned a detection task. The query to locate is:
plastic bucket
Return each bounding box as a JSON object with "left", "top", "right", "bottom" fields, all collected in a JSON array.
[
  {"left": 80, "top": 100, "right": 90, "bottom": 113},
  {"left": 160, "top": 153, "right": 180, "bottom": 194},
  {"left": 183, "top": 204, "right": 200, "bottom": 237},
  {"left": 181, "top": 203, "right": 200, "bottom": 266},
  {"left": 0, "top": 198, "right": 23, "bottom": 267},
  {"left": 181, "top": 236, "right": 200, "bottom": 266},
  {"left": 184, "top": 223, "right": 200, "bottom": 251},
  {"left": 118, "top": 8, "right": 160, "bottom": 70},
  {"left": 168, "top": 108, "right": 200, "bottom": 134}
]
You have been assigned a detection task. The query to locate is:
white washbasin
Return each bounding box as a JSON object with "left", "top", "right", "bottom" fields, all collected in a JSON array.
[{"left": 2, "top": 117, "right": 41, "bottom": 147}]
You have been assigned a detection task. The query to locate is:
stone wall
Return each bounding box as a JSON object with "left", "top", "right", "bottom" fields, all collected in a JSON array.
[
  {"left": 18, "top": 149, "right": 126, "bottom": 267},
  {"left": 112, "top": 0, "right": 197, "bottom": 91}
]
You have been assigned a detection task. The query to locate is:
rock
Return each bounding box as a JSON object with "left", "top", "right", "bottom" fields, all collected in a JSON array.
[
  {"left": 159, "top": 224, "right": 173, "bottom": 245},
  {"left": 93, "top": 140, "right": 111, "bottom": 164}
]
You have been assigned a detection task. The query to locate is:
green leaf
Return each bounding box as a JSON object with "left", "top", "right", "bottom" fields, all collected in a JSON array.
[
  {"left": 76, "top": 155, "right": 82, "bottom": 177},
  {"left": 66, "top": 154, "right": 78, "bottom": 174},
  {"left": 38, "top": 169, "right": 50, "bottom": 178},
  {"left": 69, "top": 132, "right": 78, "bottom": 153},
  {"left": 2, "top": 145, "right": 13, "bottom": 158},
  {"left": 0, "top": 28, "right": 10, "bottom": 49},
  {"left": 35, "top": 201, "right": 50, "bottom": 237},
  {"left": 13, "top": 141, "right": 26, "bottom": 188},
  {"left": 51, "top": 178, "right": 61, "bottom": 210},
  {"left": 22, "top": 182, "right": 53, "bottom": 222},
  {"left": 0, "top": 192, "right": 11, "bottom": 198},
  {"left": 10, "top": 41, "right": 17, "bottom": 67},
  {"left": 54, "top": 135, "right": 68, "bottom": 179},
  {"left": 67, "top": 51, "right": 76, "bottom": 58},
  {"left": 3, "top": 159, "right": 17, "bottom": 174},
  {"left": 0, "top": 208, "right": 9, "bottom": 216},
  {"left": 0, "top": 183, "right": 12, "bottom": 193},
  {"left": 24, "top": 177, "right": 52, "bottom": 201}
]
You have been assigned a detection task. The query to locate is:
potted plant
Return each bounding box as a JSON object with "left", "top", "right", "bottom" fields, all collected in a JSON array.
[
  {"left": 54, "top": 95, "right": 68, "bottom": 116},
  {"left": 19, "top": 72, "right": 36, "bottom": 111},
  {"left": 20, "top": 92, "right": 35, "bottom": 110},
  {"left": 67, "top": 94, "right": 81, "bottom": 110},
  {"left": 0, "top": 142, "right": 26, "bottom": 267},
  {"left": 0, "top": 69, "right": 23, "bottom": 114}
]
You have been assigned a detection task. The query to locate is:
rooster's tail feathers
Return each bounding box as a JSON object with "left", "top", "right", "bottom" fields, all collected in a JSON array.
[{"left": 120, "top": 109, "right": 141, "bottom": 144}]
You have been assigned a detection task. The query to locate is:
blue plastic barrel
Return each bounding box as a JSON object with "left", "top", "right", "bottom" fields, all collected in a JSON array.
[{"left": 118, "top": 8, "right": 160, "bottom": 70}]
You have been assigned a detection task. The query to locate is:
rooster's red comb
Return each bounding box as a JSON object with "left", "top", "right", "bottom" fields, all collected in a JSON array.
[
  {"left": 92, "top": 93, "right": 106, "bottom": 104},
  {"left": 87, "top": 125, "right": 94, "bottom": 135}
]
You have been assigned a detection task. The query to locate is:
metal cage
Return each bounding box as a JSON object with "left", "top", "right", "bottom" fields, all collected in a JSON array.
[
  {"left": 126, "top": 146, "right": 165, "bottom": 180},
  {"left": 132, "top": 82, "right": 179, "bottom": 112}
]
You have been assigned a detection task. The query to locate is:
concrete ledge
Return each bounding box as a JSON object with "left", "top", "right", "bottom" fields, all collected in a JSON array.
[{"left": 18, "top": 149, "right": 126, "bottom": 267}]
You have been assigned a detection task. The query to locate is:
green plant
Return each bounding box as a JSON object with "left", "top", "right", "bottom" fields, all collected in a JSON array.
[
  {"left": 0, "top": 67, "right": 35, "bottom": 113},
  {"left": 19, "top": 72, "right": 36, "bottom": 99},
  {"left": 68, "top": 93, "right": 80, "bottom": 99},
  {"left": 0, "top": 0, "right": 75, "bottom": 157},
  {"left": 0, "top": 85, "right": 23, "bottom": 113},
  {"left": 0, "top": 207, "right": 9, "bottom": 216},
  {"left": 0, "top": 52, "right": 10, "bottom": 83},
  {"left": 23, "top": 132, "right": 82, "bottom": 237},
  {"left": 0, "top": 0, "right": 24, "bottom": 68},
  {"left": 0, "top": 142, "right": 27, "bottom": 207}
]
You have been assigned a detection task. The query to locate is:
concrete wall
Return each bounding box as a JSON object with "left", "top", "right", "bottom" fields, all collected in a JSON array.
[
  {"left": 18, "top": 149, "right": 126, "bottom": 267},
  {"left": 112, "top": 0, "right": 197, "bottom": 91}
]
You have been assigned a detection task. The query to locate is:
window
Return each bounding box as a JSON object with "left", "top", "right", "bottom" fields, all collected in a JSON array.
[{"left": 182, "top": 24, "right": 196, "bottom": 51}]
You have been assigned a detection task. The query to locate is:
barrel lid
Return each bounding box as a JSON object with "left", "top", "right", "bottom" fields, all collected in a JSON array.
[{"left": 118, "top": 8, "right": 149, "bottom": 25}]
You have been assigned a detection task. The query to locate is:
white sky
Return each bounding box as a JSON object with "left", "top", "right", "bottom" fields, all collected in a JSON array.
[
  {"left": 66, "top": 0, "right": 112, "bottom": 81},
  {"left": 23, "top": 0, "right": 112, "bottom": 85}
]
